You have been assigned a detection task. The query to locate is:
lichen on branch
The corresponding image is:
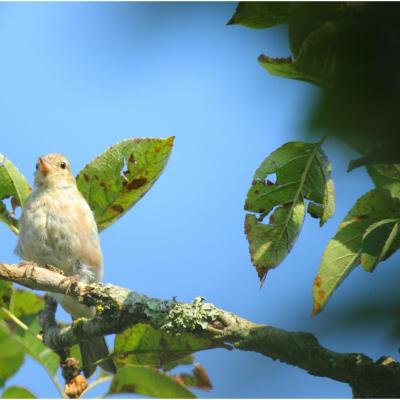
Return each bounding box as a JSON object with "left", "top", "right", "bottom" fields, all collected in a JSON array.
[{"left": 1, "top": 261, "right": 400, "bottom": 398}]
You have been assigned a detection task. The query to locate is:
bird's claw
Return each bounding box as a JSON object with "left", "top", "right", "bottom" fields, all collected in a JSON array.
[
  {"left": 44, "top": 264, "right": 65, "bottom": 276},
  {"left": 60, "top": 274, "right": 81, "bottom": 295}
]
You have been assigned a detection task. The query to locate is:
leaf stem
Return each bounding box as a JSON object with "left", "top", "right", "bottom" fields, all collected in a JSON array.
[
  {"left": 0, "top": 307, "right": 65, "bottom": 397},
  {"left": 0, "top": 306, "right": 42, "bottom": 340},
  {"left": 269, "top": 134, "right": 330, "bottom": 273},
  {"left": 81, "top": 375, "right": 112, "bottom": 398}
]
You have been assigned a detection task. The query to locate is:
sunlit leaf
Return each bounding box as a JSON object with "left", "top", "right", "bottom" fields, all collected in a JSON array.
[
  {"left": 171, "top": 363, "right": 212, "bottom": 392},
  {"left": 2, "top": 386, "right": 36, "bottom": 398},
  {"left": 0, "top": 291, "right": 59, "bottom": 380},
  {"left": 313, "top": 184, "right": 400, "bottom": 314},
  {"left": 227, "top": 2, "right": 290, "bottom": 28},
  {"left": 10, "top": 289, "right": 44, "bottom": 318},
  {"left": 13, "top": 316, "right": 59, "bottom": 378},
  {"left": 0, "top": 154, "right": 31, "bottom": 234},
  {"left": 114, "top": 323, "right": 214, "bottom": 368},
  {"left": 108, "top": 365, "right": 195, "bottom": 398},
  {"left": 76, "top": 137, "right": 174, "bottom": 232},
  {"left": 0, "top": 329, "right": 24, "bottom": 388},
  {"left": 244, "top": 141, "right": 335, "bottom": 282}
]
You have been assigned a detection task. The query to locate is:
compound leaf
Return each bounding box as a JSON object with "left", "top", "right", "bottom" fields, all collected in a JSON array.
[{"left": 244, "top": 141, "right": 334, "bottom": 283}]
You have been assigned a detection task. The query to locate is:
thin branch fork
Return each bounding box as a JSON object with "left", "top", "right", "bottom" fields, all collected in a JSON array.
[{"left": 1, "top": 261, "right": 400, "bottom": 398}]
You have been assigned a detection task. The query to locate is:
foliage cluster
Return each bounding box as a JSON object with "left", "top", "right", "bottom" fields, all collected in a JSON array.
[
  {"left": 229, "top": 2, "right": 400, "bottom": 314},
  {"left": 0, "top": 138, "right": 213, "bottom": 398}
]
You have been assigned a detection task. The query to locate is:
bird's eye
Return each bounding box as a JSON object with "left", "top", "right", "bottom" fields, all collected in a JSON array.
[
  {"left": 35, "top": 163, "right": 39, "bottom": 170},
  {"left": 60, "top": 162, "right": 67, "bottom": 169}
]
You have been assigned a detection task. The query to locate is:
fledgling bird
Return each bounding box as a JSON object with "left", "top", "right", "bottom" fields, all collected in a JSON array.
[{"left": 16, "top": 153, "right": 116, "bottom": 378}]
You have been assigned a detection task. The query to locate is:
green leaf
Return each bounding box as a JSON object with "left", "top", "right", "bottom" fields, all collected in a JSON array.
[
  {"left": 0, "top": 293, "right": 59, "bottom": 381},
  {"left": 227, "top": 2, "right": 290, "bottom": 28},
  {"left": 367, "top": 164, "right": 400, "bottom": 187},
  {"left": 2, "top": 386, "right": 36, "bottom": 398},
  {"left": 360, "top": 219, "right": 400, "bottom": 272},
  {"left": 10, "top": 290, "right": 44, "bottom": 318},
  {"left": 76, "top": 137, "right": 174, "bottom": 232},
  {"left": 108, "top": 365, "right": 195, "bottom": 398},
  {"left": 287, "top": 3, "right": 343, "bottom": 58},
  {"left": 0, "top": 281, "right": 12, "bottom": 310},
  {"left": 0, "top": 154, "right": 31, "bottom": 234},
  {"left": 313, "top": 184, "right": 400, "bottom": 314},
  {"left": 245, "top": 202, "right": 305, "bottom": 282},
  {"left": 258, "top": 55, "right": 323, "bottom": 87},
  {"left": 244, "top": 141, "right": 335, "bottom": 282},
  {"left": 12, "top": 316, "right": 59, "bottom": 378},
  {"left": 0, "top": 329, "right": 24, "bottom": 388},
  {"left": 114, "top": 323, "right": 214, "bottom": 368}
]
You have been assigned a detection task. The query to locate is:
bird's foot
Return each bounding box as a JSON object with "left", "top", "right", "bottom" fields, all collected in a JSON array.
[
  {"left": 60, "top": 274, "right": 81, "bottom": 295},
  {"left": 44, "top": 264, "right": 65, "bottom": 276},
  {"left": 22, "top": 261, "right": 36, "bottom": 279}
]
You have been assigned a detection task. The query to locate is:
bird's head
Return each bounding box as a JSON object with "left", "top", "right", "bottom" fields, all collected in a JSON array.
[{"left": 34, "top": 153, "right": 76, "bottom": 189}]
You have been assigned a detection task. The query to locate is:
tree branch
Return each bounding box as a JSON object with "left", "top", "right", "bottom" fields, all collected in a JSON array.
[{"left": 1, "top": 261, "right": 400, "bottom": 398}]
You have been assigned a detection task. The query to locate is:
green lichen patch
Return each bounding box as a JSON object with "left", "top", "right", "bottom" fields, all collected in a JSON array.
[{"left": 161, "top": 297, "right": 220, "bottom": 334}]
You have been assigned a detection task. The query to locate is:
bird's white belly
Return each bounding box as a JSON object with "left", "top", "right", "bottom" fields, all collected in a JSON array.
[{"left": 18, "top": 195, "right": 79, "bottom": 276}]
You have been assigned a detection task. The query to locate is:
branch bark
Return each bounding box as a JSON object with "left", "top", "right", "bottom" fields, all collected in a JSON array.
[{"left": 1, "top": 261, "right": 400, "bottom": 398}]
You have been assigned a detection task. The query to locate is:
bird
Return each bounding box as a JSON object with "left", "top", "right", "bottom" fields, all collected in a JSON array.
[{"left": 15, "top": 153, "right": 116, "bottom": 378}]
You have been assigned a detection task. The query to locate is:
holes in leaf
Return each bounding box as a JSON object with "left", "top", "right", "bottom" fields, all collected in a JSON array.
[
  {"left": 265, "top": 173, "right": 277, "bottom": 186},
  {"left": 1, "top": 196, "right": 21, "bottom": 224},
  {"left": 120, "top": 157, "right": 130, "bottom": 181}
]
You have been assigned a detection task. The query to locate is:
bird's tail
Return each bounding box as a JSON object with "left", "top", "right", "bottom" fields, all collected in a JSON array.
[{"left": 80, "top": 336, "right": 116, "bottom": 378}]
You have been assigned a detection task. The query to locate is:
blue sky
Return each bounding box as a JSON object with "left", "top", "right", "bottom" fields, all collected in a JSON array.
[{"left": 0, "top": 2, "right": 399, "bottom": 398}]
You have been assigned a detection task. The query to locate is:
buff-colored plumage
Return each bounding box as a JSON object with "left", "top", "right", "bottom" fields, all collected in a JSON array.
[{"left": 16, "top": 154, "right": 116, "bottom": 377}]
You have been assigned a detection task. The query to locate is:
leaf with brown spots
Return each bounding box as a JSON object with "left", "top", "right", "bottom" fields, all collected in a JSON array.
[
  {"left": 76, "top": 137, "right": 174, "bottom": 231},
  {"left": 312, "top": 184, "right": 400, "bottom": 315},
  {"left": 244, "top": 141, "right": 335, "bottom": 284},
  {"left": 0, "top": 154, "right": 31, "bottom": 235}
]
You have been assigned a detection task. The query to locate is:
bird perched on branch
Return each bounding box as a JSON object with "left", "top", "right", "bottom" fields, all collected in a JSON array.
[{"left": 16, "top": 153, "right": 116, "bottom": 378}]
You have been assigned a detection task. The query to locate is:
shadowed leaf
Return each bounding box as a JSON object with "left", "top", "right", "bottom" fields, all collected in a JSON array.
[
  {"left": 367, "top": 164, "right": 400, "bottom": 187},
  {"left": 313, "top": 184, "right": 400, "bottom": 314},
  {"left": 76, "top": 137, "right": 174, "bottom": 231},
  {"left": 2, "top": 386, "right": 35, "bottom": 398},
  {"left": 360, "top": 219, "right": 400, "bottom": 272},
  {"left": 114, "top": 323, "right": 214, "bottom": 368},
  {"left": 227, "top": 2, "right": 290, "bottom": 28},
  {"left": 244, "top": 141, "right": 335, "bottom": 283},
  {"left": 258, "top": 55, "right": 323, "bottom": 86},
  {"left": 0, "top": 281, "right": 12, "bottom": 310},
  {"left": 108, "top": 365, "right": 195, "bottom": 398},
  {"left": 0, "top": 154, "right": 31, "bottom": 234}
]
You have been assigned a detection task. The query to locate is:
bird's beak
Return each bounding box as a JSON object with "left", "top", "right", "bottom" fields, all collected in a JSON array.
[{"left": 39, "top": 157, "right": 52, "bottom": 174}]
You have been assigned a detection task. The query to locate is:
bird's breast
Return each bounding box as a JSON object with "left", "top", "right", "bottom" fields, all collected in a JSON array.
[{"left": 17, "top": 187, "right": 102, "bottom": 277}]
